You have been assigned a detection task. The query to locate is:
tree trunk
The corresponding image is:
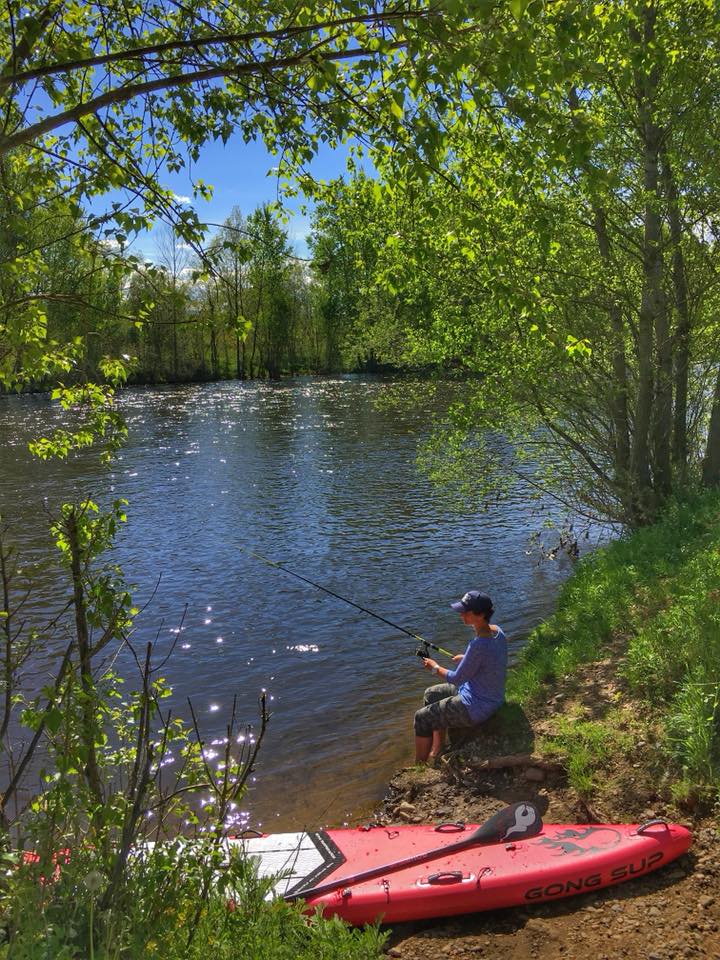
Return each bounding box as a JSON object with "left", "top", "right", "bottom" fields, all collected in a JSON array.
[
  {"left": 0, "top": 529, "right": 14, "bottom": 746},
  {"left": 592, "top": 207, "right": 631, "bottom": 507},
  {"left": 662, "top": 151, "right": 691, "bottom": 483},
  {"left": 66, "top": 509, "right": 104, "bottom": 807},
  {"left": 208, "top": 295, "right": 219, "bottom": 380},
  {"left": 172, "top": 292, "right": 179, "bottom": 381},
  {"left": 631, "top": 3, "right": 667, "bottom": 520},
  {"left": 702, "top": 367, "right": 720, "bottom": 486}
]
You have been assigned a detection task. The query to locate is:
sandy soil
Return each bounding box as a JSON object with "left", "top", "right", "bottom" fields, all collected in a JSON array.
[{"left": 371, "top": 650, "right": 720, "bottom": 959}]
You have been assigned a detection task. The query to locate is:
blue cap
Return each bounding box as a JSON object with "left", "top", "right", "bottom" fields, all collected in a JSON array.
[{"left": 450, "top": 591, "right": 494, "bottom": 616}]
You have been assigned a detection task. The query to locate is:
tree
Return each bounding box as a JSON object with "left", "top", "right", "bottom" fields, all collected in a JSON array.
[
  {"left": 206, "top": 208, "right": 254, "bottom": 378},
  {"left": 155, "top": 225, "right": 193, "bottom": 380},
  {"left": 242, "top": 205, "right": 292, "bottom": 378},
  {"left": 312, "top": 0, "right": 720, "bottom": 526}
]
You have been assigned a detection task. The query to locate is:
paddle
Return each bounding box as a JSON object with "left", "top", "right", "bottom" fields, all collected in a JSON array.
[{"left": 284, "top": 801, "right": 542, "bottom": 902}]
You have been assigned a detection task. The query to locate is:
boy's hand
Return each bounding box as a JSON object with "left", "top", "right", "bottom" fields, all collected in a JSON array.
[{"left": 453, "top": 654, "right": 464, "bottom": 663}]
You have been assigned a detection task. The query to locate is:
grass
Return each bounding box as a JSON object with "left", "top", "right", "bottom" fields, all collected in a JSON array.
[
  {"left": 538, "top": 713, "right": 633, "bottom": 799},
  {"left": 507, "top": 490, "right": 720, "bottom": 805}
]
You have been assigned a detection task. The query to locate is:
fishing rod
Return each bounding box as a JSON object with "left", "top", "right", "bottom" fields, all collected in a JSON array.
[{"left": 244, "top": 548, "right": 454, "bottom": 659}]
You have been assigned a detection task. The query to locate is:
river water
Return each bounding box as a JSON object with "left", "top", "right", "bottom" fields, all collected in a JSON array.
[{"left": 0, "top": 377, "right": 588, "bottom": 832}]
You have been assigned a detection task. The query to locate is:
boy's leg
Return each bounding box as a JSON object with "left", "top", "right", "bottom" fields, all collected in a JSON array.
[
  {"left": 415, "top": 684, "right": 458, "bottom": 762},
  {"left": 429, "top": 727, "right": 447, "bottom": 759}
]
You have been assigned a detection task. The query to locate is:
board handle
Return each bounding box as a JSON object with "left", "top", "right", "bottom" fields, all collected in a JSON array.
[
  {"left": 434, "top": 822, "right": 466, "bottom": 833},
  {"left": 422, "top": 871, "right": 465, "bottom": 885},
  {"left": 636, "top": 819, "right": 670, "bottom": 835}
]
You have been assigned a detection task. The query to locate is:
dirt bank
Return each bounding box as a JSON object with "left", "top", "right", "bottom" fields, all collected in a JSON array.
[{"left": 372, "top": 646, "right": 720, "bottom": 959}]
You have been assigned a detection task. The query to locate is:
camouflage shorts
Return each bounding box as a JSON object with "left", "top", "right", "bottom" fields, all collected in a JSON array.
[{"left": 413, "top": 683, "right": 474, "bottom": 738}]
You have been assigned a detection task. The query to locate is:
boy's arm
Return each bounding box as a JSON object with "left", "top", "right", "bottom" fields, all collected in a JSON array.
[{"left": 445, "top": 642, "right": 485, "bottom": 686}]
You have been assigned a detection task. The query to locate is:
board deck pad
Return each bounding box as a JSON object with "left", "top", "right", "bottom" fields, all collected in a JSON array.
[{"left": 239, "top": 831, "right": 345, "bottom": 897}]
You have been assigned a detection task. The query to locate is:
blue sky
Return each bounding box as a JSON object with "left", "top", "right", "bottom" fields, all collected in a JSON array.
[{"left": 137, "top": 133, "right": 352, "bottom": 262}]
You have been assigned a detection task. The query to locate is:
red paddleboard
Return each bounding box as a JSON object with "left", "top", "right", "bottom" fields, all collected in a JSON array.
[{"left": 240, "top": 810, "right": 691, "bottom": 925}]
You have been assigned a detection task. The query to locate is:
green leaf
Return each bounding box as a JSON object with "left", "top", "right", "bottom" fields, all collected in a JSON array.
[
  {"left": 45, "top": 707, "right": 64, "bottom": 735},
  {"left": 508, "top": 0, "right": 530, "bottom": 21}
]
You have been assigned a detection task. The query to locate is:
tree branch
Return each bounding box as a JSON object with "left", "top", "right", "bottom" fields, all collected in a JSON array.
[
  {"left": 0, "top": 8, "right": 438, "bottom": 89},
  {"left": 0, "top": 39, "right": 408, "bottom": 154}
]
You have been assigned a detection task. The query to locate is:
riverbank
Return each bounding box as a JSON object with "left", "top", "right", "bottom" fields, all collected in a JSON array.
[{"left": 372, "top": 492, "right": 720, "bottom": 958}]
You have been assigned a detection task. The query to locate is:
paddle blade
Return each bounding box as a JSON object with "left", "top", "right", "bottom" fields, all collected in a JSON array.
[{"left": 471, "top": 801, "right": 542, "bottom": 845}]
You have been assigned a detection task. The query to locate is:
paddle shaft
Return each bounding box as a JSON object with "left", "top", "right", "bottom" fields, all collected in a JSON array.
[
  {"left": 245, "top": 549, "right": 454, "bottom": 658},
  {"left": 285, "top": 830, "right": 491, "bottom": 902},
  {"left": 285, "top": 802, "right": 542, "bottom": 902}
]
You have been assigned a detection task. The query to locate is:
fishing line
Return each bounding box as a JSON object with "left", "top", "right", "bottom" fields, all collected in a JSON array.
[{"left": 243, "top": 548, "right": 454, "bottom": 659}]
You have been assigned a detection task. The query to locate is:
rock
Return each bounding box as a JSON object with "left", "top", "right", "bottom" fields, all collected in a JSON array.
[
  {"left": 386, "top": 950, "right": 402, "bottom": 958},
  {"left": 698, "top": 895, "right": 715, "bottom": 908},
  {"left": 524, "top": 767, "right": 546, "bottom": 782},
  {"left": 395, "top": 801, "right": 416, "bottom": 815}
]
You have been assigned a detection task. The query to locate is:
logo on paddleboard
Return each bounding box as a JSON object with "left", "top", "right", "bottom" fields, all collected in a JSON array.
[
  {"left": 533, "top": 826, "right": 622, "bottom": 857},
  {"left": 500, "top": 803, "right": 539, "bottom": 842}
]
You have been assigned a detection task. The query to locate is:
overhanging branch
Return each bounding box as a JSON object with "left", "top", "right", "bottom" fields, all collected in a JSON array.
[
  {"left": 0, "top": 39, "right": 406, "bottom": 154},
  {"left": 0, "top": 8, "right": 439, "bottom": 89}
]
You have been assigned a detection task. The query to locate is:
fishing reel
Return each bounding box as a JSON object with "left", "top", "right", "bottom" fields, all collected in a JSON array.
[{"left": 415, "top": 641, "right": 431, "bottom": 660}]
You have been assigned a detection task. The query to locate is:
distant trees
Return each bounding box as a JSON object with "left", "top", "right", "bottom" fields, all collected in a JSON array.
[{"left": 24, "top": 204, "right": 334, "bottom": 385}]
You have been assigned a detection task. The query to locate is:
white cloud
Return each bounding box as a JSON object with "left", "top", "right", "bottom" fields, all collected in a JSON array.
[
  {"left": 172, "top": 193, "right": 192, "bottom": 204},
  {"left": 288, "top": 215, "right": 310, "bottom": 240}
]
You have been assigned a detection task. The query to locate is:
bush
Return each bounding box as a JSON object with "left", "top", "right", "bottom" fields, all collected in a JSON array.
[{"left": 0, "top": 844, "right": 388, "bottom": 959}]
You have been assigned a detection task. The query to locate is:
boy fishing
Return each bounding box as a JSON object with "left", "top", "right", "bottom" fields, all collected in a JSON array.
[{"left": 415, "top": 591, "right": 507, "bottom": 763}]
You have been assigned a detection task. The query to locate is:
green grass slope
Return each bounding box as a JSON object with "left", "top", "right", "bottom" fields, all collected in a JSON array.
[{"left": 509, "top": 491, "right": 720, "bottom": 804}]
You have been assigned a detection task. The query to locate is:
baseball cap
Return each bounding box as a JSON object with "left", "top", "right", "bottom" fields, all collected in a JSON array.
[{"left": 450, "top": 591, "right": 494, "bottom": 616}]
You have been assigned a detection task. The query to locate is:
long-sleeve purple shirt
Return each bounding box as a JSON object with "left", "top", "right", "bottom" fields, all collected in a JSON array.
[{"left": 445, "top": 627, "right": 507, "bottom": 723}]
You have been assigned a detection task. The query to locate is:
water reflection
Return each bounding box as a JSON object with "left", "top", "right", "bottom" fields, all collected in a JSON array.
[{"left": 0, "top": 377, "right": 595, "bottom": 831}]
